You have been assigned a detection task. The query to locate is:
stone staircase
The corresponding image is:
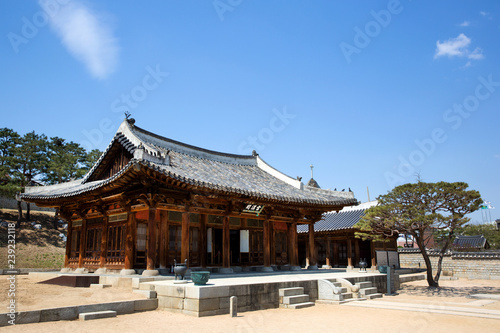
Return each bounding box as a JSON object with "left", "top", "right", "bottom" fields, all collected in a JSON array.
[
  {"left": 356, "top": 281, "right": 383, "bottom": 300},
  {"left": 279, "top": 287, "right": 315, "bottom": 309},
  {"left": 316, "top": 278, "right": 382, "bottom": 304}
]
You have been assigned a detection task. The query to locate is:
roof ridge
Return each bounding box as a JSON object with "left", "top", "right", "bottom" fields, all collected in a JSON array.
[{"left": 130, "top": 121, "right": 256, "bottom": 161}]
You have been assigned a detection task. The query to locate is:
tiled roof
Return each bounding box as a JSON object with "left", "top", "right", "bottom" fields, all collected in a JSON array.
[
  {"left": 453, "top": 235, "right": 489, "bottom": 249},
  {"left": 22, "top": 120, "right": 357, "bottom": 207},
  {"left": 297, "top": 200, "right": 377, "bottom": 233}
]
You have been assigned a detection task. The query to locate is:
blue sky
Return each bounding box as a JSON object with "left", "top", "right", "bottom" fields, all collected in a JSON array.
[{"left": 1, "top": 0, "right": 499, "bottom": 223}]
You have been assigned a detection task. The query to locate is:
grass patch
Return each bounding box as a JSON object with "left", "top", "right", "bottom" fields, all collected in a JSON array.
[{"left": 0, "top": 209, "right": 66, "bottom": 269}]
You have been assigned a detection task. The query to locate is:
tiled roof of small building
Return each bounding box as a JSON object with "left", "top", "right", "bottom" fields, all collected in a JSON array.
[
  {"left": 21, "top": 119, "right": 357, "bottom": 207},
  {"left": 297, "top": 200, "right": 377, "bottom": 233},
  {"left": 453, "top": 235, "right": 489, "bottom": 249}
]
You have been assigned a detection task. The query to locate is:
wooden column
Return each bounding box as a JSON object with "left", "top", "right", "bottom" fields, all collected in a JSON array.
[
  {"left": 333, "top": 242, "right": 338, "bottom": 266},
  {"left": 371, "top": 241, "right": 377, "bottom": 268},
  {"left": 287, "top": 222, "right": 297, "bottom": 266},
  {"left": 347, "top": 238, "right": 353, "bottom": 268},
  {"left": 64, "top": 220, "right": 73, "bottom": 268},
  {"left": 78, "top": 219, "right": 87, "bottom": 268},
  {"left": 159, "top": 211, "right": 167, "bottom": 269},
  {"left": 354, "top": 238, "right": 360, "bottom": 267},
  {"left": 270, "top": 221, "right": 276, "bottom": 266},
  {"left": 181, "top": 212, "right": 190, "bottom": 267},
  {"left": 200, "top": 214, "right": 207, "bottom": 268},
  {"left": 124, "top": 212, "right": 135, "bottom": 269},
  {"left": 146, "top": 208, "right": 156, "bottom": 270},
  {"left": 308, "top": 223, "right": 316, "bottom": 266},
  {"left": 222, "top": 215, "right": 230, "bottom": 268},
  {"left": 326, "top": 238, "right": 331, "bottom": 267},
  {"left": 263, "top": 219, "right": 271, "bottom": 267},
  {"left": 100, "top": 215, "right": 109, "bottom": 268}
]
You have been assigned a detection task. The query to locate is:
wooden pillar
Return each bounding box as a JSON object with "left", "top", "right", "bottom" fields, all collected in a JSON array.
[
  {"left": 159, "top": 211, "right": 167, "bottom": 269},
  {"left": 354, "top": 238, "right": 360, "bottom": 267},
  {"left": 308, "top": 223, "right": 316, "bottom": 266},
  {"left": 347, "top": 238, "right": 353, "bottom": 268},
  {"left": 287, "top": 222, "right": 297, "bottom": 266},
  {"left": 124, "top": 212, "right": 135, "bottom": 269},
  {"left": 64, "top": 220, "right": 73, "bottom": 268},
  {"left": 263, "top": 219, "right": 271, "bottom": 267},
  {"left": 270, "top": 221, "right": 276, "bottom": 266},
  {"left": 200, "top": 214, "right": 207, "bottom": 268},
  {"left": 222, "top": 215, "right": 230, "bottom": 268},
  {"left": 100, "top": 215, "right": 109, "bottom": 268},
  {"left": 181, "top": 212, "right": 190, "bottom": 267},
  {"left": 326, "top": 238, "right": 331, "bottom": 267},
  {"left": 146, "top": 208, "right": 156, "bottom": 270},
  {"left": 333, "top": 242, "right": 338, "bottom": 266},
  {"left": 371, "top": 241, "right": 377, "bottom": 268},
  {"left": 78, "top": 218, "right": 87, "bottom": 268}
]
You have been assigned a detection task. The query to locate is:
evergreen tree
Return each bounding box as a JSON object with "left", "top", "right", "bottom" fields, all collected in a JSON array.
[{"left": 356, "top": 181, "right": 482, "bottom": 288}]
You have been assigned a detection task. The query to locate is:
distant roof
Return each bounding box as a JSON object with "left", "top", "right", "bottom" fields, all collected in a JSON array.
[
  {"left": 453, "top": 235, "right": 490, "bottom": 249},
  {"left": 307, "top": 178, "right": 320, "bottom": 188},
  {"left": 297, "top": 200, "right": 377, "bottom": 233},
  {"left": 22, "top": 119, "right": 357, "bottom": 208}
]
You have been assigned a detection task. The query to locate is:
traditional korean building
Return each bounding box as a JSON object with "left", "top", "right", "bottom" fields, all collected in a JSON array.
[
  {"left": 21, "top": 119, "right": 357, "bottom": 274},
  {"left": 297, "top": 201, "right": 397, "bottom": 269}
]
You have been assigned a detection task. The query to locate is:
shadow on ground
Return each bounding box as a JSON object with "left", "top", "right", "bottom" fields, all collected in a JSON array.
[{"left": 399, "top": 285, "right": 500, "bottom": 297}]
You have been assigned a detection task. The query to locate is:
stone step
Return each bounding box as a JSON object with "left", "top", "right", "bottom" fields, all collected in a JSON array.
[
  {"left": 360, "top": 287, "right": 378, "bottom": 296},
  {"left": 79, "top": 310, "right": 117, "bottom": 321},
  {"left": 283, "top": 294, "right": 310, "bottom": 305},
  {"left": 341, "top": 292, "right": 353, "bottom": 300},
  {"left": 356, "top": 281, "right": 373, "bottom": 289},
  {"left": 365, "top": 293, "right": 383, "bottom": 300},
  {"left": 279, "top": 287, "right": 304, "bottom": 297},
  {"left": 281, "top": 302, "right": 315, "bottom": 309}
]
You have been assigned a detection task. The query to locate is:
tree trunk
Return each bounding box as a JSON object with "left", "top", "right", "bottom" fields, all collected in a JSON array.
[
  {"left": 434, "top": 236, "right": 452, "bottom": 284},
  {"left": 26, "top": 202, "right": 31, "bottom": 221},
  {"left": 416, "top": 236, "right": 438, "bottom": 287},
  {"left": 16, "top": 199, "right": 22, "bottom": 228}
]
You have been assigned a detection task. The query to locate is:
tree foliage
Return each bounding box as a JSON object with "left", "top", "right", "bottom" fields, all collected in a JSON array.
[
  {"left": 356, "top": 181, "right": 482, "bottom": 287},
  {"left": 0, "top": 127, "right": 101, "bottom": 226}
]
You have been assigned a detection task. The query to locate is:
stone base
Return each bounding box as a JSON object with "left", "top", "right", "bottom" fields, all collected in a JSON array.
[
  {"left": 94, "top": 268, "right": 107, "bottom": 274},
  {"left": 257, "top": 266, "right": 274, "bottom": 272},
  {"left": 173, "top": 280, "right": 188, "bottom": 284},
  {"left": 74, "top": 268, "right": 88, "bottom": 274},
  {"left": 60, "top": 268, "right": 72, "bottom": 273},
  {"left": 142, "top": 269, "right": 160, "bottom": 276},
  {"left": 289, "top": 266, "right": 302, "bottom": 271},
  {"left": 322, "top": 265, "right": 332, "bottom": 269},
  {"left": 120, "top": 269, "right": 136, "bottom": 276},
  {"left": 307, "top": 265, "right": 318, "bottom": 270},
  {"left": 218, "top": 268, "right": 234, "bottom": 274},
  {"left": 346, "top": 266, "right": 354, "bottom": 271}
]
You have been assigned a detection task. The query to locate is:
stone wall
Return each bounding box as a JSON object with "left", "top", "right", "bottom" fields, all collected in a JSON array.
[{"left": 399, "top": 249, "right": 500, "bottom": 279}]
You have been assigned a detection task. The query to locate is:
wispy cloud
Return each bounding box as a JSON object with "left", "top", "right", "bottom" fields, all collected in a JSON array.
[
  {"left": 480, "top": 11, "right": 488, "bottom": 17},
  {"left": 459, "top": 21, "right": 470, "bottom": 27},
  {"left": 434, "top": 33, "right": 484, "bottom": 60},
  {"left": 39, "top": 0, "right": 119, "bottom": 80}
]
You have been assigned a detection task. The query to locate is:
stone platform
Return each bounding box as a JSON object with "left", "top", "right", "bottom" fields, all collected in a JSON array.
[{"left": 139, "top": 269, "right": 399, "bottom": 317}]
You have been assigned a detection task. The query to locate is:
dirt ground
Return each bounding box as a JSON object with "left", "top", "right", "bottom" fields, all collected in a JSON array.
[
  {"left": 0, "top": 275, "right": 144, "bottom": 312},
  {"left": 2, "top": 276, "right": 500, "bottom": 332}
]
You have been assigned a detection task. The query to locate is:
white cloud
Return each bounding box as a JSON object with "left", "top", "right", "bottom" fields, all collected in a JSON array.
[
  {"left": 434, "top": 33, "right": 484, "bottom": 60},
  {"left": 469, "top": 47, "right": 484, "bottom": 60},
  {"left": 39, "top": 0, "right": 119, "bottom": 80},
  {"left": 459, "top": 21, "right": 470, "bottom": 27},
  {"left": 480, "top": 11, "right": 488, "bottom": 17}
]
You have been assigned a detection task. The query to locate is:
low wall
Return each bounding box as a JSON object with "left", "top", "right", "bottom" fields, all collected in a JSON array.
[
  {"left": 399, "top": 249, "right": 500, "bottom": 280},
  {"left": 0, "top": 299, "right": 157, "bottom": 327}
]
